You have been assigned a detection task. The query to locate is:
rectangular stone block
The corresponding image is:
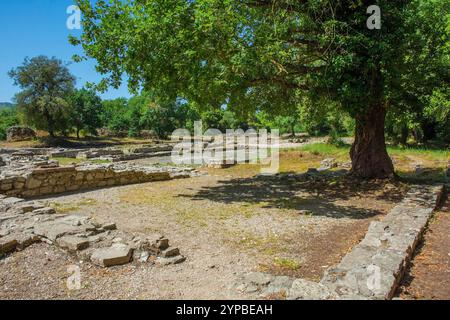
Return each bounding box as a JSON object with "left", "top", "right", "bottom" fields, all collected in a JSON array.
[{"left": 57, "top": 236, "right": 90, "bottom": 252}]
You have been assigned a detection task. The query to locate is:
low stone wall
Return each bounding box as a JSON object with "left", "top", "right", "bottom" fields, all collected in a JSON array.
[
  {"left": 234, "top": 184, "right": 445, "bottom": 300},
  {"left": 320, "top": 184, "right": 445, "bottom": 300},
  {"left": 0, "top": 165, "right": 172, "bottom": 198}
]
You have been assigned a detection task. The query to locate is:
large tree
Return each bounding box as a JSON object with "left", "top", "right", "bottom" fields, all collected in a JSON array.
[
  {"left": 72, "top": 0, "right": 448, "bottom": 178},
  {"left": 9, "top": 56, "right": 76, "bottom": 137}
]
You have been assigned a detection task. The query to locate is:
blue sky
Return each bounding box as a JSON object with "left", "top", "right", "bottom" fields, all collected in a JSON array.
[{"left": 0, "top": 0, "right": 130, "bottom": 103}]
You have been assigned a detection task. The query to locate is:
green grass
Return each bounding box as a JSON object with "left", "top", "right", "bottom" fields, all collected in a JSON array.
[
  {"left": 52, "top": 157, "right": 111, "bottom": 166},
  {"left": 386, "top": 145, "right": 449, "bottom": 162},
  {"left": 298, "top": 142, "right": 449, "bottom": 162},
  {"left": 52, "top": 157, "right": 84, "bottom": 165},
  {"left": 273, "top": 257, "right": 302, "bottom": 271},
  {"left": 296, "top": 142, "right": 448, "bottom": 182},
  {"left": 298, "top": 143, "right": 350, "bottom": 161}
]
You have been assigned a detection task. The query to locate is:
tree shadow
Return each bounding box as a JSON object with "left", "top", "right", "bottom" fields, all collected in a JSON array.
[
  {"left": 397, "top": 167, "right": 448, "bottom": 185},
  {"left": 177, "top": 172, "right": 406, "bottom": 220}
]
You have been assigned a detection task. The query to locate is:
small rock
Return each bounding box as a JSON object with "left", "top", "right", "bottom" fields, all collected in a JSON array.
[
  {"left": 155, "top": 255, "right": 186, "bottom": 266},
  {"left": 32, "top": 207, "right": 56, "bottom": 215},
  {"left": 320, "top": 158, "right": 338, "bottom": 169},
  {"left": 306, "top": 168, "right": 318, "bottom": 175},
  {"left": 138, "top": 251, "right": 150, "bottom": 263},
  {"left": 0, "top": 236, "right": 18, "bottom": 255},
  {"left": 160, "top": 247, "right": 180, "bottom": 258},
  {"left": 102, "top": 222, "right": 117, "bottom": 231},
  {"left": 156, "top": 238, "right": 169, "bottom": 250}
]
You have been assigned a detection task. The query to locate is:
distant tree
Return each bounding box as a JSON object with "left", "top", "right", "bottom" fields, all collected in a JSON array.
[
  {"left": 9, "top": 56, "right": 75, "bottom": 137},
  {"left": 69, "top": 88, "right": 103, "bottom": 138},
  {"left": 0, "top": 108, "right": 20, "bottom": 140},
  {"left": 101, "top": 98, "right": 130, "bottom": 135},
  {"left": 140, "top": 99, "right": 180, "bottom": 138}
]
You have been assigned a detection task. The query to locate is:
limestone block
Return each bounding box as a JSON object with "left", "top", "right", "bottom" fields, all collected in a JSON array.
[
  {"left": 91, "top": 244, "right": 133, "bottom": 267},
  {"left": 57, "top": 236, "right": 90, "bottom": 252}
]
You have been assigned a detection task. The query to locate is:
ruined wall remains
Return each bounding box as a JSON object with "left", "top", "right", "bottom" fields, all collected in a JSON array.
[{"left": 0, "top": 165, "right": 172, "bottom": 198}]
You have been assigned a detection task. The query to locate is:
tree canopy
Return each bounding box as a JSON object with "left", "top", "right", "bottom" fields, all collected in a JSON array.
[
  {"left": 9, "top": 56, "right": 76, "bottom": 137},
  {"left": 69, "top": 88, "right": 103, "bottom": 138},
  {"left": 71, "top": 0, "right": 449, "bottom": 178}
]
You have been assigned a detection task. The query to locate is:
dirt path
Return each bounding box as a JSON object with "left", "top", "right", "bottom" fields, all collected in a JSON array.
[{"left": 398, "top": 193, "right": 450, "bottom": 300}]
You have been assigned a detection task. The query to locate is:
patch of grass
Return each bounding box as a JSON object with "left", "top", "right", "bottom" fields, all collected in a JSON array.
[
  {"left": 298, "top": 143, "right": 350, "bottom": 161},
  {"left": 52, "top": 157, "right": 83, "bottom": 166},
  {"left": 226, "top": 230, "right": 288, "bottom": 257},
  {"left": 298, "top": 142, "right": 449, "bottom": 162},
  {"left": 52, "top": 157, "right": 111, "bottom": 166},
  {"left": 387, "top": 145, "right": 449, "bottom": 162},
  {"left": 50, "top": 202, "right": 80, "bottom": 214},
  {"left": 50, "top": 198, "right": 98, "bottom": 214},
  {"left": 296, "top": 143, "right": 448, "bottom": 180},
  {"left": 273, "top": 257, "right": 302, "bottom": 271}
]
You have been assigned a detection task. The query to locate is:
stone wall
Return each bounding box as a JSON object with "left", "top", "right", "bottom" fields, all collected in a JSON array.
[{"left": 0, "top": 165, "right": 172, "bottom": 198}]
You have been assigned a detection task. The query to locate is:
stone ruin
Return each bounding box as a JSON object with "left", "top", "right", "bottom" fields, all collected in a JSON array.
[
  {"left": 0, "top": 163, "right": 193, "bottom": 198},
  {"left": 6, "top": 126, "right": 37, "bottom": 142},
  {"left": 233, "top": 184, "right": 446, "bottom": 300},
  {"left": 0, "top": 147, "right": 196, "bottom": 199},
  {"left": 0, "top": 195, "right": 185, "bottom": 267},
  {"left": 0, "top": 143, "right": 200, "bottom": 269}
]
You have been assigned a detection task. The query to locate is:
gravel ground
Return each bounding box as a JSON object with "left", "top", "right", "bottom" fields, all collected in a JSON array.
[{"left": 0, "top": 169, "right": 405, "bottom": 300}]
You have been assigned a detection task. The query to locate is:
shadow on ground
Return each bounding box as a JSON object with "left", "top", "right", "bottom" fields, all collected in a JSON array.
[{"left": 178, "top": 172, "right": 409, "bottom": 220}]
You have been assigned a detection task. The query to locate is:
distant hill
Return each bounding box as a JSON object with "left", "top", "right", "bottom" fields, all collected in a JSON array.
[{"left": 0, "top": 102, "right": 15, "bottom": 110}]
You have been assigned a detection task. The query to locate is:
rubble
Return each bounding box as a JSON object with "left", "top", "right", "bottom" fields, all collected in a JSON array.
[{"left": 0, "top": 195, "right": 185, "bottom": 268}]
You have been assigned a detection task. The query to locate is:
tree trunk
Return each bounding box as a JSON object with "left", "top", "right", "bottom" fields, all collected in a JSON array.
[
  {"left": 76, "top": 128, "right": 80, "bottom": 139},
  {"left": 350, "top": 103, "right": 394, "bottom": 179}
]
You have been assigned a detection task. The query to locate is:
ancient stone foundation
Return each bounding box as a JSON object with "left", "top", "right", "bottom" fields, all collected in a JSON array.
[
  {"left": 0, "top": 164, "right": 188, "bottom": 198},
  {"left": 0, "top": 196, "right": 185, "bottom": 268},
  {"left": 234, "top": 184, "right": 445, "bottom": 300}
]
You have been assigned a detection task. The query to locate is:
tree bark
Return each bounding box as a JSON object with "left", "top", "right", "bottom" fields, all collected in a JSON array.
[{"left": 350, "top": 103, "right": 394, "bottom": 179}]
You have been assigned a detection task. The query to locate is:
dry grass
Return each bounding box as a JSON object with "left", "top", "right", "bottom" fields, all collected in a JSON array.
[{"left": 49, "top": 198, "right": 98, "bottom": 214}]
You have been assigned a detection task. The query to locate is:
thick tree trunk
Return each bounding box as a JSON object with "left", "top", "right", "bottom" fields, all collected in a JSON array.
[{"left": 350, "top": 104, "right": 394, "bottom": 179}]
